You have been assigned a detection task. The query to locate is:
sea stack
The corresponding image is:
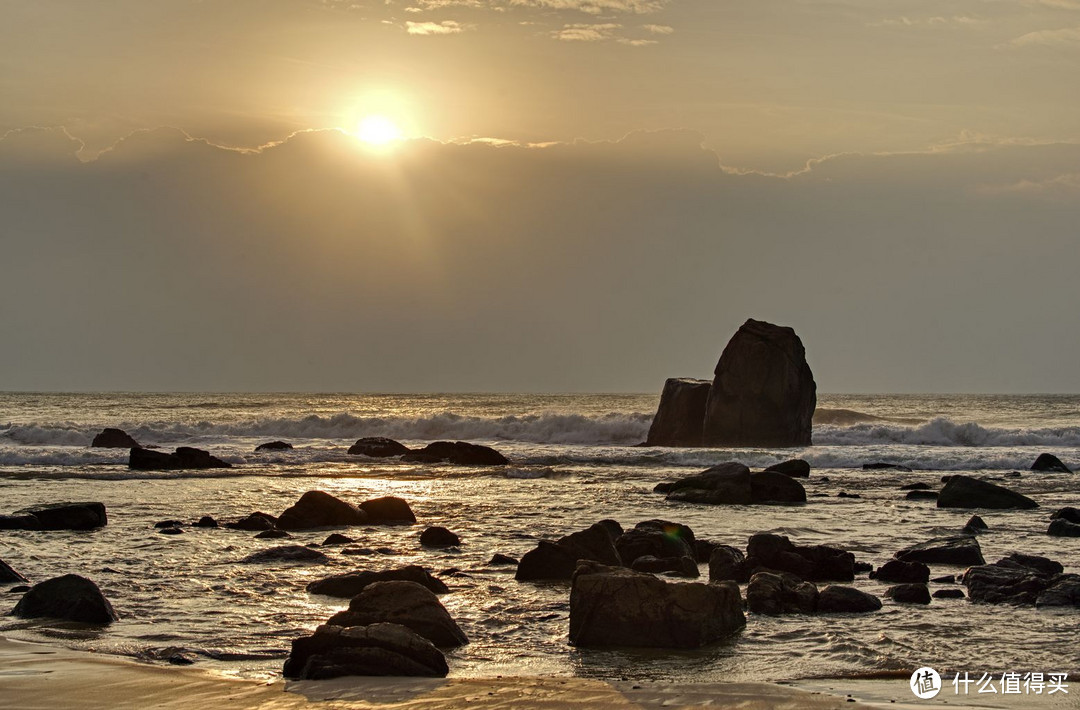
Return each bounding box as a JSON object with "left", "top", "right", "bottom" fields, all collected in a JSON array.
[
  {"left": 702, "top": 319, "right": 816, "bottom": 447},
  {"left": 644, "top": 378, "right": 711, "bottom": 446}
]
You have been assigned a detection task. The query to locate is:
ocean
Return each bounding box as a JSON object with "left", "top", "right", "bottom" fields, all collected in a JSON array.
[{"left": 1, "top": 392, "right": 1078, "bottom": 683}]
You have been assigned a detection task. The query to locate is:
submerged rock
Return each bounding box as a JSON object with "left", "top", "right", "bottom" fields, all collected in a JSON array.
[
  {"left": 1051, "top": 507, "right": 1080, "bottom": 524},
  {"left": 327, "top": 580, "right": 467, "bottom": 648},
  {"left": 895, "top": 536, "right": 985, "bottom": 567},
  {"left": 254, "top": 441, "right": 292, "bottom": 452},
  {"left": 765, "top": 459, "right": 811, "bottom": 478},
  {"left": 0, "top": 558, "right": 28, "bottom": 584},
  {"left": 885, "top": 583, "right": 931, "bottom": 605},
  {"left": 276, "top": 491, "right": 367, "bottom": 530},
  {"left": 254, "top": 529, "right": 289, "bottom": 539},
  {"left": 91, "top": 428, "right": 139, "bottom": 448},
  {"left": 11, "top": 574, "right": 118, "bottom": 624},
  {"left": 12, "top": 502, "right": 107, "bottom": 531},
  {"left": 0, "top": 515, "right": 42, "bottom": 531},
  {"left": 1048, "top": 518, "right": 1080, "bottom": 537},
  {"left": 322, "top": 533, "right": 355, "bottom": 546},
  {"left": 742, "top": 533, "right": 855, "bottom": 582},
  {"left": 816, "top": 585, "right": 882, "bottom": 613},
  {"left": 239, "top": 545, "right": 329, "bottom": 564},
  {"left": 702, "top": 319, "right": 816, "bottom": 447},
  {"left": 746, "top": 571, "right": 818, "bottom": 615},
  {"left": 306, "top": 565, "right": 449, "bottom": 598},
  {"left": 226, "top": 512, "right": 277, "bottom": 531},
  {"left": 644, "top": 378, "right": 711, "bottom": 447},
  {"left": 283, "top": 623, "right": 448, "bottom": 680},
  {"left": 630, "top": 555, "right": 699, "bottom": 578},
  {"left": 488, "top": 553, "right": 518, "bottom": 566},
  {"left": 569, "top": 561, "right": 745, "bottom": 648},
  {"left": 933, "top": 588, "right": 965, "bottom": 600},
  {"left": 516, "top": 522, "right": 621, "bottom": 582},
  {"left": 402, "top": 441, "right": 509, "bottom": 466},
  {"left": 661, "top": 462, "right": 806, "bottom": 505},
  {"left": 420, "top": 526, "right": 461, "bottom": 547},
  {"left": 347, "top": 437, "right": 410, "bottom": 458},
  {"left": 193, "top": 516, "right": 218, "bottom": 528},
  {"left": 1031, "top": 453, "right": 1071, "bottom": 473},
  {"left": 870, "top": 560, "right": 930, "bottom": 584},
  {"left": 359, "top": 496, "right": 416, "bottom": 524},
  {"left": 937, "top": 476, "right": 1038, "bottom": 510},
  {"left": 129, "top": 446, "right": 230, "bottom": 471},
  {"left": 905, "top": 491, "right": 938, "bottom": 501},
  {"left": 863, "top": 463, "right": 912, "bottom": 472},
  {"left": 1035, "top": 574, "right": 1080, "bottom": 608}
]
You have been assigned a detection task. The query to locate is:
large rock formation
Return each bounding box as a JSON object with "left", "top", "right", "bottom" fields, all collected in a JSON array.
[
  {"left": 516, "top": 522, "right": 623, "bottom": 582},
  {"left": 283, "top": 623, "right": 448, "bottom": 679},
  {"left": 91, "top": 428, "right": 139, "bottom": 448},
  {"left": 644, "top": 378, "right": 711, "bottom": 447},
  {"left": 936, "top": 476, "right": 1038, "bottom": 510},
  {"left": 10, "top": 574, "right": 118, "bottom": 624},
  {"left": 569, "top": 562, "right": 744, "bottom": 648},
  {"left": 702, "top": 319, "right": 816, "bottom": 447}
]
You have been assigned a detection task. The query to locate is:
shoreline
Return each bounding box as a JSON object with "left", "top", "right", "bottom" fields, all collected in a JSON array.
[{"left": 2, "top": 636, "right": 1061, "bottom": 710}]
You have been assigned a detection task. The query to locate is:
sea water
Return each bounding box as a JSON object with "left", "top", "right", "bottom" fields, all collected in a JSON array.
[{"left": 0, "top": 393, "right": 1078, "bottom": 682}]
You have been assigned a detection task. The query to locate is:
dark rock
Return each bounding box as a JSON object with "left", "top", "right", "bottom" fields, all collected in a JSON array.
[
  {"left": 1049, "top": 519, "right": 1080, "bottom": 537},
  {"left": 937, "top": 476, "right": 1038, "bottom": 510},
  {"left": 931, "top": 575, "right": 956, "bottom": 584},
  {"left": 743, "top": 533, "right": 854, "bottom": 582},
  {"left": 255, "top": 529, "right": 290, "bottom": 539},
  {"left": 283, "top": 623, "right": 447, "bottom": 679},
  {"left": 765, "top": 459, "right": 811, "bottom": 478},
  {"left": 630, "top": 555, "right": 699, "bottom": 578},
  {"left": 15, "top": 502, "right": 107, "bottom": 531},
  {"left": 746, "top": 571, "right": 818, "bottom": 615},
  {"left": 962, "top": 564, "right": 1051, "bottom": 605},
  {"left": 359, "top": 496, "right": 416, "bottom": 524},
  {"left": 816, "top": 585, "right": 882, "bottom": 613},
  {"left": 0, "top": 515, "right": 42, "bottom": 531},
  {"left": 1051, "top": 507, "right": 1080, "bottom": 524},
  {"left": 402, "top": 441, "right": 508, "bottom": 466},
  {"left": 750, "top": 471, "right": 807, "bottom": 504},
  {"left": 933, "top": 588, "right": 965, "bottom": 599},
  {"left": 863, "top": 463, "right": 912, "bottom": 471},
  {"left": 1, "top": 559, "right": 28, "bottom": 583},
  {"left": 276, "top": 491, "right": 367, "bottom": 530},
  {"left": 997, "top": 553, "right": 1063, "bottom": 576},
  {"left": 226, "top": 512, "right": 277, "bottom": 531},
  {"left": 9, "top": 586, "right": 30, "bottom": 593},
  {"left": 10, "top": 574, "right": 118, "bottom": 624},
  {"left": 569, "top": 561, "right": 745, "bottom": 648},
  {"left": 693, "top": 539, "right": 718, "bottom": 563},
  {"left": 91, "top": 428, "right": 139, "bottom": 448},
  {"left": 420, "top": 527, "right": 460, "bottom": 547},
  {"left": 837, "top": 491, "right": 861, "bottom": 499},
  {"left": 342, "top": 547, "right": 374, "bottom": 556},
  {"left": 158, "top": 527, "right": 183, "bottom": 535},
  {"left": 306, "top": 566, "right": 449, "bottom": 598},
  {"left": 965, "top": 515, "right": 988, "bottom": 531},
  {"left": 900, "top": 482, "right": 931, "bottom": 490},
  {"left": 193, "top": 516, "right": 218, "bottom": 528},
  {"left": 327, "top": 580, "right": 467, "bottom": 648},
  {"left": 322, "top": 533, "right": 355, "bottom": 546},
  {"left": 615, "top": 520, "right": 695, "bottom": 566},
  {"left": 644, "top": 378, "right": 711, "bottom": 447},
  {"left": 885, "top": 583, "right": 931, "bottom": 605},
  {"left": 516, "top": 523, "right": 621, "bottom": 581},
  {"left": 154, "top": 520, "right": 184, "bottom": 528},
  {"left": 255, "top": 441, "right": 292, "bottom": 452},
  {"left": 347, "top": 437, "right": 410, "bottom": 458},
  {"left": 701, "top": 319, "right": 816, "bottom": 447},
  {"left": 1031, "top": 453, "right": 1071, "bottom": 473},
  {"left": 663, "top": 462, "right": 752, "bottom": 505},
  {"left": 488, "top": 554, "right": 518, "bottom": 566},
  {"left": 906, "top": 491, "right": 938, "bottom": 501},
  {"left": 895, "top": 536, "right": 984, "bottom": 566},
  {"left": 870, "top": 560, "right": 930, "bottom": 584},
  {"left": 708, "top": 545, "right": 747, "bottom": 582},
  {"left": 853, "top": 561, "right": 873, "bottom": 574},
  {"left": 1035, "top": 574, "right": 1080, "bottom": 608},
  {"left": 239, "top": 545, "right": 329, "bottom": 564},
  {"left": 129, "top": 446, "right": 230, "bottom": 471},
  {"left": 1005, "top": 471, "right": 1022, "bottom": 478}
]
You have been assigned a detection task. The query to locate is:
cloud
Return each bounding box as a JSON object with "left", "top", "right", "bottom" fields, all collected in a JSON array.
[
  {"left": 641, "top": 23, "right": 673, "bottom": 34},
  {"left": 1008, "top": 25, "right": 1080, "bottom": 46},
  {"left": 405, "top": 19, "right": 472, "bottom": 34},
  {"left": 551, "top": 22, "right": 620, "bottom": 40},
  {"left": 512, "top": 0, "right": 667, "bottom": 14}
]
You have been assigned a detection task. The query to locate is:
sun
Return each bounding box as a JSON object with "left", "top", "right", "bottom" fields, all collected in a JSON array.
[{"left": 355, "top": 115, "right": 403, "bottom": 146}]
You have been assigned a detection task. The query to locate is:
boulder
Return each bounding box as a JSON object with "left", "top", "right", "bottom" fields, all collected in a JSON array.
[
  {"left": 226, "top": 512, "right": 277, "bottom": 531},
  {"left": 749, "top": 471, "right": 807, "bottom": 504},
  {"left": 964, "top": 515, "right": 988, "bottom": 532},
  {"left": 516, "top": 523, "right": 621, "bottom": 582},
  {"left": 933, "top": 589, "right": 965, "bottom": 600},
  {"left": 326, "top": 580, "right": 467, "bottom": 648},
  {"left": 765, "top": 459, "right": 811, "bottom": 478},
  {"left": 905, "top": 491, "right": 938, "bottom": 501},
  {"left": 255, "top": 441, "right": 292, "bottom": 452},
  {"left": 708, "top": 545, "right": 746, "bottom": 582},
  {"left": 91, "top": 428, "right": 139, "bottom": 448},
  {"left": 1, "top": 559, "right": 28, "bottom": 584},
  {"left": 194, "top": 516, "right": 218, "bottom": 528},
  {"left": 402, "top": 441, "right": 508, "bottom": 466},
  {"left": 746, "top": 571, "right": 817, "bottom": 615},
  {"left": 895, "top": 536, "right": 984, "bottom": 566},
  {"left": 420, "top": 527, "right": 460, "bottom": 547},
  {"left": 359, "top": 497, "right": 416, "bottom": 524},
  {"left": 306, "top": 566, "right": 449, "bottom": 598},
  {"left": 154, "top": 520, "right": 184, "bottom": 528},
  {"left": 693, "top": 539, "right": 718, "bottom": 563},
  {"left": 870, "top": 560, "right": 930, "bottom": 584},
  {"left": 569, "top": 562, "right": 745, "bottom": 648},
  {"left": 1051, "top": 507, "right": 1080, "bottom": 524},
  {"left": 347, "top": 437, "right": 410, "bottom": 458},
  {"left": 0, "top": 515, "right": 42, "bottom": 531},
  {"left": 129, "top": 446, "right": 230, "bottom": 470},
  {"left": 900, "top": 482, "right": 932, "bottom": 491},
  {"left": 1031, "top": 453, "right": 1071, "bottom": 473},
  {"left": 644, "top": 378, "right": 711, "bottom": 447},
  {"left": 239, "top": 545, "right": 330, "bottom": 564},
  {"left": 997, "top": 553, "right": 1063, "bottom": 576},
  {"left": 489, "top": 554, "right": 518, "bottom": 566},
  {"left": 663, "top": 462, "right": 753, "bottom": 505},
  {"left": 615, "top": 520, "right": 695, "bottom": 565},
  {"left": 743, "top": 533, "right": 855, "bottom": 582},
  {"left": 885, "top": 583, "right": 931, "bottom": 605},
  {"left": 159, "top": 527, "right": 184, "bottom": 536},
  {"left": 1035, "top": 574, "right": 1080, "bottom": 608},
  {"left": 14, "top": 502, "right": 107, "bottom": 531},
  {"left": 962, "top": 564, "right": 1051, "bottom": 605},
  {"left": 276, "top": 491, "right": 367, "bottom": 530},
  {"left": 701, "top": 319, "right": 816, "bottom": 447},
  {"left": 255, "top": 529, "right": 289, "bottom": 539},
  {"left": 1048, "top": 519, "right": 1080, "bottom": 537},
  {"left": 10, "top": 574, "right": 118, "bottom": 624},
  {"left": 322, "top": 533, "right": 355, "bottom": 546},
  {"left": 283, "top": 623, "right": 447, "bottom": 680},
  {"left": 816, "top": 585, "right": 882, "bottom": 613},
  {"left": 630, "top": 555, "right": 699, "bottom": 578},
  {"left": 936, "top": 476, "right": 1038, "bottom": 510}
]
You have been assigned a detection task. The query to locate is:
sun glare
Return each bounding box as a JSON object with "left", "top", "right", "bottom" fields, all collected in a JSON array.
[{"left": 356, "top": 115, "right": 403, "bottom": 146}]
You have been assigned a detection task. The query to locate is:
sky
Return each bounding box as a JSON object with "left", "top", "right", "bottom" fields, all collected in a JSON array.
[{"left": 1, "top": 0, "right": 1079, "bottom": 392}]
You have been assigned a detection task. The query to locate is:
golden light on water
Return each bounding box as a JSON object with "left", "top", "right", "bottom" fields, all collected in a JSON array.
[{"left": 355, "top": 115, "right": 403, "bottom": 146}]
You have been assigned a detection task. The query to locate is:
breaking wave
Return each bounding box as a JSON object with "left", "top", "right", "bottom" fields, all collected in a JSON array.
[{"left": 813, "top": 417, "right": 1080, "bottom": 447}]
